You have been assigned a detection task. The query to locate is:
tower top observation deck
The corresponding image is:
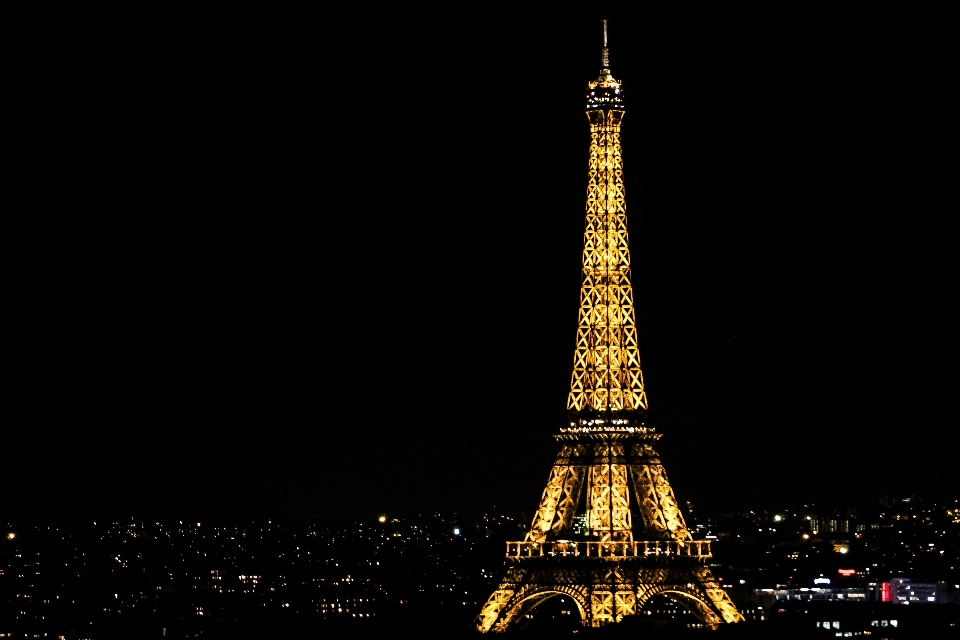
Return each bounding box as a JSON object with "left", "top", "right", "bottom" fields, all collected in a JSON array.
[{"left": 586, "top": 19, "right": 623, "bottom": 109}]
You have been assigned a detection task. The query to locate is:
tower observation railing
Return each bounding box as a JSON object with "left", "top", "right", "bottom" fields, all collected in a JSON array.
[{"left": 505, "top": 540, "right": 711, "bottom": 559}]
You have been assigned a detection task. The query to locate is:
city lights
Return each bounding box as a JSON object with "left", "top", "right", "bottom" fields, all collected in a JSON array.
[
  {"left": 0, "top": 499, "right": 957, "bottom": 635},
  {"left": 378, "top": 515, "right": 386, "bottom": 524},
  {"left": 6, "top": 532, "right": 14, "bottom": 540}
]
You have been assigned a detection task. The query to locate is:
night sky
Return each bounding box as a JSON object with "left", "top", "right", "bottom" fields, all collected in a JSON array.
[{"left": 6, "top": 8, "right": 954, "bottom": 521}]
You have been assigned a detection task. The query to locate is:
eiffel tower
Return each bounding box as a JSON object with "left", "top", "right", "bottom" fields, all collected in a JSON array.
[{"left": 476, "top": 22, "right": 744, "bottom": 632}]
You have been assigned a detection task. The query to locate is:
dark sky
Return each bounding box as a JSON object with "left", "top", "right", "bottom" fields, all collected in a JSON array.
[{"left": 6, "top": 8, "right": 954, "bottom": 521}]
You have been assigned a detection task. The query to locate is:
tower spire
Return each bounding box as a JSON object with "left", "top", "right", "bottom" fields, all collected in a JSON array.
[
  {"left": 590, "top": 20, "right": 620, "bottom": 91},
  {"left": 601, "top": 18, "right": 610, "bottom": 69}
]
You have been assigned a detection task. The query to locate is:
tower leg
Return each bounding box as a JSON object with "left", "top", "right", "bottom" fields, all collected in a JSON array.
[
  {"left": 590, "top": 589, "right": 614, "bottom": 627},
  {"left": 476, "top": 587, "right": 515, "bottom": 633},
  {"left": 695, "top": 567, "right": 745, "bottom": 623}
]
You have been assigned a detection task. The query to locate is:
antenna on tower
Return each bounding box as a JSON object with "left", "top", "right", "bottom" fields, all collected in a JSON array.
[{"left": 601, "top": 19, "right": 610, "bottom": 69}]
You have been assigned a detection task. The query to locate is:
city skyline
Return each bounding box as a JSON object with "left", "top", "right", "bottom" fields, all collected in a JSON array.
[
  {"left": 3, "top": 496, "right": 957, "bottom": 636},
  {"left": 6, "top": 9, "right": 954, "bottom": 523}
]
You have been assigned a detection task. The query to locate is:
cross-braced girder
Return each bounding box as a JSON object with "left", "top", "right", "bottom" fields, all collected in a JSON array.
[
  {"left": 567, "top": 108, "right": 647, "bottom": 414},
  {"left": 525, "top": 434, "right": 690, "bottom": 543},
  {"left": 481, "top": 430, "right": 744, "bottom": 632}
]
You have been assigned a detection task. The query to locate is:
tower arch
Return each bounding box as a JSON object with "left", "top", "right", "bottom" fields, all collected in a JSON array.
[
  {"left": 637, "top": 585, "right": 723, "bottom": 628},
  {"left": 496, "top": 585, "right": 589, "bottom": 631}
]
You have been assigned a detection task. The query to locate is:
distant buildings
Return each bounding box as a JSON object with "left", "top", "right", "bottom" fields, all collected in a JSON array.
[
  {"left": 756, "top": 586, "right": 872, "bottom": 604},
  {"left": 886, "top": 578, "right": 951, "bottom": 604},
  {"left": 755, "top": 581, "right": 956, "bottom": 605},
  {"left": 2, "top": 498, "right": 958, "bottom": 635}
]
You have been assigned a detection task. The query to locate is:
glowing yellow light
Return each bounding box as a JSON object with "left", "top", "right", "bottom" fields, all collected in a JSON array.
[
  {"left": 802, "top": 534, "right": 810, "bottom": 540},
  {"left": 378, "top": 515, "right": 386, "bottom": 524},
  {"left": 476, "top": 23, "right": 745, "bottom": 633},
  {"left": 6, "top": 533, "right": 14, "bottom": 540}
]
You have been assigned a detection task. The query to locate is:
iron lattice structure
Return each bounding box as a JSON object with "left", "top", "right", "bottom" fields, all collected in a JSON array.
[
  {"left": 476, "top": 23, "right": 743, "bottom": 632},
  {"left": 566, "top": 75, "right": 646, "bottom": 416}
]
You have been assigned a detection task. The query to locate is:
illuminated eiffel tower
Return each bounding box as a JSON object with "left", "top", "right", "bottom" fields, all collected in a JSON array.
[{"left": 476, "top": 22, "right": 744, "bottom": 632}]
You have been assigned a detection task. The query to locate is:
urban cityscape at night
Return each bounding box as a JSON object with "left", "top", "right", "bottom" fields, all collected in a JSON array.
[
  {"left": 3, "top": 497, "right": 959, "bottom": 636},
  {"left": 5, "top": 7, "right": 954, "bottom": 639}
]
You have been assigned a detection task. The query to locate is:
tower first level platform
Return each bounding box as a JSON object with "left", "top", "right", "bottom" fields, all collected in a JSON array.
[{"left": 476, "top": 430, "right": 742, "bottom": 631}]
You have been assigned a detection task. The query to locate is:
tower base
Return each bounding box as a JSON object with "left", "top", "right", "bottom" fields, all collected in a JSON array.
[{"left": 477, "top": 555, "right": 743, "bottom": 632}]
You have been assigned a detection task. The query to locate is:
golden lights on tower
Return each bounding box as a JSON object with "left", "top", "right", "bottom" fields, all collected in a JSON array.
[
  {"left": 475, "top": 21, "right": 743, "bottom": 632},
  {"left": 567, "top": 22, "right": 646, "bottom": 416}
]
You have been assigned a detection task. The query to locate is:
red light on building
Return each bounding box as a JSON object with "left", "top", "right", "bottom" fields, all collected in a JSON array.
[
  {"left": 881, "top": 582, "right": 891, "bottom": 602},
  {"left": 838, "top": 569, "right": 856, "bottom": 577}
]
